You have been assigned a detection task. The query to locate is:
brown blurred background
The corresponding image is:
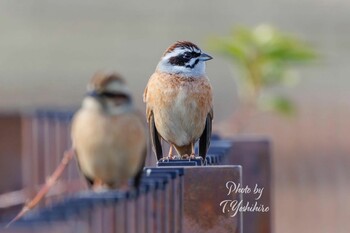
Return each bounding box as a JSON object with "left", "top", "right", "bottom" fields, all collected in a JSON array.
[{"left": 0, "top": 1, "right": 349, "bottom": 232}]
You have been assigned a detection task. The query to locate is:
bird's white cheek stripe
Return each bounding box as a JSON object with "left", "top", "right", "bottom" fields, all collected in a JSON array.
[
  {"left": 157, "top": 60, "right": 206, "bottom": 77},
  {"left": 188, "top": 59, "right": 196, "bottom": 67},
  {"left": 193, "top": 48, "right": 201, "bottom": 54},
  {"left": 162, "top": 48, "right": 184, "bottom": 60}
]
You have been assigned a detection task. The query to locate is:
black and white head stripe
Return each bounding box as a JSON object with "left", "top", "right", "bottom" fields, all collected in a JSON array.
[
  {"left": 87, "top": 72, "right": 132, "bottom": 102},
  {"left": 157, "top": 41, "right": 212, "bottom": 77},
  {"left": 163, "top": 41, "right": 201, "bottom": 55},
  {"left": 168, "top": 49, "right": 201, "bottom": 67},
  {"left": 163, "top": 42, "right": 202, "bottom": 68}
]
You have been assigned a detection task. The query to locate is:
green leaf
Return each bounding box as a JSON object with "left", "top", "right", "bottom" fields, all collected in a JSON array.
[{"left": 207, "top": 24, "right": 318, "bottom": 118}]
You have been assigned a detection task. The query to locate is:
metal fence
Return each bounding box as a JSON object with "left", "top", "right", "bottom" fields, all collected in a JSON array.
[{"left": 0, "top": 110, "right": 271, "bottom": 233}]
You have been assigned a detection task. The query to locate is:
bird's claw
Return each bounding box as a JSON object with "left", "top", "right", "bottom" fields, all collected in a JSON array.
[
  {"left": 159, "top": 155, "right": 182, "bottom": 162},
  {"left": 181, "top": 154, "right": 203, "bottom": 162},
  {"left": 159, "top": 157, "right": 170, "bottom": 162},
  {"left": 172, "top": 155, "right": 182, "bottom": 160}
]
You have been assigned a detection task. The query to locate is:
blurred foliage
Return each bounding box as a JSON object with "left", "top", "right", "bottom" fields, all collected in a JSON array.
[{"left": 209, "top": 24, "right": 317, "bottom": 115}]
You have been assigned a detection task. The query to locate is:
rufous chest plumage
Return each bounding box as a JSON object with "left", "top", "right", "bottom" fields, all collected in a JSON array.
[{"left": 144, "top": 71, "right": 212, "bottom": 146}]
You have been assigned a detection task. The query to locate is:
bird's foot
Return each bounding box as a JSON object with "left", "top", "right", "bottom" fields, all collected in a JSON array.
[
  {"left": 181, "top": 154, "right": 203, "bottom": 161},
  {"left": 159, "top": 155, "right": 181, "bottom": 162},
  {"left": 159, "top": 157, "right": 171, "bottom": 162},
  {"left": 190, "top": 154, "right": 206, "bottom": 165},
  {"left": 171, "top": 155, "right": 182, "bottom": 160},
  {"left": 181, "top": 154, "right": 200, "bottom": 160},
  {"left": 92, "top": 185, "right": 109, "bottom": 193}
]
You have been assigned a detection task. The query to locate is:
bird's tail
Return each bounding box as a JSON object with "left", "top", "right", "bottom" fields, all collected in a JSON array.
[{"left": 174, "top": 144, "right": 193, "bottom": 157}]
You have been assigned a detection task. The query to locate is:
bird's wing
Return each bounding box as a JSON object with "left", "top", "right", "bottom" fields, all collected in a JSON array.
[
  {"left": 75, "top": 152, "right": 94, "bottom": 188},
  {"left": 143, "top": 84, "right": 153, "bottom": 124},
  {"left": 71, "top": 113, "right": 95, "bottom": 188},
  {"left": 143, "top": 85, "right": 148, "bottom": 103},
  {"left": 144, "top": 78, "right": 163, "bottom": 160},
  {"left": 149, "top": 112, "right": 163, "bottom": 161},
  {"left": 199, "top": 108, "right": 213, "bottom": 160}
]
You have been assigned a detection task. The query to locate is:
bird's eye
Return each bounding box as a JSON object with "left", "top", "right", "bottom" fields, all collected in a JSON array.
[{"left": 183, "top": 52, "right": 191, "bottom": 59}]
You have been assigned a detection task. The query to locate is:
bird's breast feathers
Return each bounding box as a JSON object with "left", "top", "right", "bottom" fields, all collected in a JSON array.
[
  {"left": 144, "top": 72, "right": 213, "bottom": 146},
  {"left": 71, "top": 109, "right": 146, "bottom": 182}
]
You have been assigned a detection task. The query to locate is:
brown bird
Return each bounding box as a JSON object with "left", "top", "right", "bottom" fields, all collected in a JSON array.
[
  {"left": 72, "top": 72, "right": 147, "bottom": 190},
  {"left": 143, "top": 41, "right": 213, "bottom": 161}
]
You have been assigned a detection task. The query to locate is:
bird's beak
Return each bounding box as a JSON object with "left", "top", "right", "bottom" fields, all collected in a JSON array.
[{"left": 199, "top": 52, "right": 213, "bottom": 61}]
